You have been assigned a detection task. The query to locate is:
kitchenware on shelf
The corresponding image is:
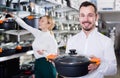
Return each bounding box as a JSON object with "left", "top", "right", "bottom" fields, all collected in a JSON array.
[
  {"left": 19, "top": 41, "right": 32, "bottom": 52},
  {"left": 22, "top": 15, "right": 39, "bottom": 28},
  {"left": 1, "top": 18, "right": 16, "bottom": 30},
  {"left": 15, "top": 41, "right": 32, "bottom": 53},
  {"left": 0, "top": 13, "right": 16, "bottom": 30},
  {"left": 0, "top": 42, "right": 16, "bottom": 57}
]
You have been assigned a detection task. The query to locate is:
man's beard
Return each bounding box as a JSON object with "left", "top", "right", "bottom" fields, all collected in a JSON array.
[
  {"left": 82, "top": 21, "right": 93, "bottom": 31},
  {"left": 83, "top": 27, "right": 92, "bottom": 31}
]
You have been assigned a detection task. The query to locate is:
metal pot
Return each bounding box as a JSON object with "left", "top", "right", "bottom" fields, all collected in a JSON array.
[
  {"left": 23, "top": 15, "right": 39, "bottom": 28},
  {"left": 0, "top": 42, "right": 16, "bottom": 57},
  {"left": 54, "top": 49, "right": 90, "bottom": 77},
  {"left": 0, "top": 18, "right": 16, "bottom": 30}
]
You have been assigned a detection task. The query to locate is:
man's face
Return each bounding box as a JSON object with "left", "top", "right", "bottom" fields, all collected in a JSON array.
[{"left": 79, "top": 5, "right": 98, "bottom": 31}]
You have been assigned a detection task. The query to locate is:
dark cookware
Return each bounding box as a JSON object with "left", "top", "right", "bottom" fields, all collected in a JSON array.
[
  {"left": 23, "top": 15, "right": 39, "bottom": 29},
  {"left": 15, "top": 41, "right": 32, "bottom": 53},
  {"left": 0, "top": 18, "right": 16, "bottom": 30},
  {"left": 21, "top": 43, "right": 32, "bottom": 52},
  {"left": 0, "top": 43, "right": 16, "bottom": 57},
  {"left": 0, "top": 48, "right": 16, "bottom": 57},
  {"left": 54, "top": 49, "right": 99, "bottom": 77}
]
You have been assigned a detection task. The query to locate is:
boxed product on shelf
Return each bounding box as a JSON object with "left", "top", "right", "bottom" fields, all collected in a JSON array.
[
  {"left": 97, "top": 0, "right": 115, "bottom": 11},
  {"left": 115, "top": 0, "right": 120, "bottom": 10}
]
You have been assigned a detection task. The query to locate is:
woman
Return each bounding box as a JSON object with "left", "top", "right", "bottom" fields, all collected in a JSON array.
[{"left": 12, "top": 14, "right": 58, "bottom": 78}]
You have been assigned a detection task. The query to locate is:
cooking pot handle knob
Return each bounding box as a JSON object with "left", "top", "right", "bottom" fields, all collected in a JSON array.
[
  {"left": 46, "top": 54, "right": 57, "bottom": 61},
  {"left": 90, "top": 58, "right": 101, "bottom": 65},
  {"left": 0, "top": 48, "right": 3, "bottom": 53},
  {"left": 69, "top": 49, "right": 77, "bottom": 55}
]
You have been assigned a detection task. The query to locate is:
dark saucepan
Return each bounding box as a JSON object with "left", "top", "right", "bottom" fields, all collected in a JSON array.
[{"left": 54, "top": 49, "right": 99, "bottom": 77}]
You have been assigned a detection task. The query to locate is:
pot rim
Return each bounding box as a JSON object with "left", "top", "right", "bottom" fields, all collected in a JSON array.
[{"left": 54, "top": 54, "right": 91, "bottom": 65}]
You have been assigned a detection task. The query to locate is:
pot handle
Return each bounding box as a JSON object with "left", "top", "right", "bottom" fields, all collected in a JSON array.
[
  {"left": 90, "top": 58, "right": 101, "bottom": 65},
  {"left": 46, "top": 54, "right": 57, "bottom": 61},
  {"left": 0, "top": 48, "right": 3, "bottom": 53}
]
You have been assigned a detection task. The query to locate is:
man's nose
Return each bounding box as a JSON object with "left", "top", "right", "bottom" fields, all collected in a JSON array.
[{"left": 84, "top": 16, "right": 89, "bottom": 21}]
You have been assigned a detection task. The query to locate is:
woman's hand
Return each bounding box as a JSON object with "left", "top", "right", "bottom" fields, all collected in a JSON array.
[
  {"left": 46, "top": 54, "right": 58, "bottom": 62},
  {"left": 37, "top": 50, "right": 45, "bottom": 55},
  {"left": 7, "top": 13, "right": 14, "bottom": 17},
  {"left": 88, "top": 56, "right": 101, "bottom": 73}
]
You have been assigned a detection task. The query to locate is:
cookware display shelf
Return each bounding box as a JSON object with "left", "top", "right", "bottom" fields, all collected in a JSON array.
[
  {"left": 4, "top": 30, "right": 30, "bottom": 42},
  {"left": 0, "top": 50, "right": 33, "bottom": 62}
]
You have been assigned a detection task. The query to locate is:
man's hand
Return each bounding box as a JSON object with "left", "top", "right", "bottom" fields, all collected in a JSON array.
[
  {"left": 88, "top": 56, "right": 101, "bottom": 73},
  {"left": 88, "top": 63, "right": 99, "bottom": 73}
]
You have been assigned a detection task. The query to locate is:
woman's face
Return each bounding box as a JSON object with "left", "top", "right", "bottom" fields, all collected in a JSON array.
[
  {"left": 79, "top": 5, "right": 98, "bottom": 31},
  {"left": 39, "top": 16, "right": 50, "bottom": 31}
]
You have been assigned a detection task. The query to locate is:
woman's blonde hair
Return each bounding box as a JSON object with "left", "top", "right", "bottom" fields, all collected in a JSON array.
[
  {"left": 41, "top": 15, "right": 55, "bottom": 31},
  {"left": 40, "top": 15, "right": 55, "bottom": 35}
]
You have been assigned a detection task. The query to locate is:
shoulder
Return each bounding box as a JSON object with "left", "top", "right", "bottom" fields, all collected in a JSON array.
[
  {"left": 98, "top": 32, "right": 111, "bottom": 40},
  {"left": 97, "top": 32, "right": 113, "bottom": 44}
]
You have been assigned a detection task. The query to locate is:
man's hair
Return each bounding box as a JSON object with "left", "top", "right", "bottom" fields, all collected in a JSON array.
[{"left": 79, "top": 1, "right": 97, "bottom": 14}]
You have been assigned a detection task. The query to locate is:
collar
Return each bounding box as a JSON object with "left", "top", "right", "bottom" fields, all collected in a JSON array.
[{"left": 81, "top": 28, "right": 98, "bottom": 38}]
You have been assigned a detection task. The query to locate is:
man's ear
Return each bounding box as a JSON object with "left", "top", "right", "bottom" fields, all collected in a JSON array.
[
  {"left": 95, "top": 14, "right": 99, "bottom": 26},
  {"left": 96, "top": 13, "right": 99, "bottom": 21}
]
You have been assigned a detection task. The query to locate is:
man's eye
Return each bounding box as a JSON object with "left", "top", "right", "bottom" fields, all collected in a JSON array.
[
  {"left": 80, "top": 14, "right": 85, "bottom": 17},
  {"left": 88, "top": 14, "right": 94, "bottom": 17}
]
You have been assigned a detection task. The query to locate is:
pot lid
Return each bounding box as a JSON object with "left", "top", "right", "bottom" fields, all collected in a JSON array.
[{"left": 55, "top": 55, "right": 89, "bottom": 65}]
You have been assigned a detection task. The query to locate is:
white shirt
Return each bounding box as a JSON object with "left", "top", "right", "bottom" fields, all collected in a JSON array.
[
  {"left": 66, "top": 28, "right": 117, "bottom": 78},
  {"left": 15, "top": 16, "right": 58, "bottom": 59}
]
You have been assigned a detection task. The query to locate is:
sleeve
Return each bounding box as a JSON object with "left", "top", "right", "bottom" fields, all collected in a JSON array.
[
  {"left": 97, "top": 39, "right": 117, "bottom": 76},
  {"left": 14, "top": 15, "right": 39, "bottom": 37}
]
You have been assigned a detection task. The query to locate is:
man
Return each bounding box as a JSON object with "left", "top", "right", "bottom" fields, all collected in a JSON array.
[{"left": 65, "top": 1, "right": 117, "bottom": 78}]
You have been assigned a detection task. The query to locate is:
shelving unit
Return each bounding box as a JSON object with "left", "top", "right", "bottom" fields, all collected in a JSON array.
[
  {"left": 53, "top": 30, "right": 80, "bottom": 34},
  {"left": 4, "top": 30, "right": 31, "bottom": 42},
  {"left": 4, "top": 30, "right": 30, "bottom": 36},
  {"left": 0, "top": 50, "right": 33, "bottom": 62},
  {"left": 0, "top": 50, "right": 33, "bottom": 78}
]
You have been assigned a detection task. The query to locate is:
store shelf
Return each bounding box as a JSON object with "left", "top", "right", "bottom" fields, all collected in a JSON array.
[
  {"left": 99, "top": 10, "right": 120, "bottom": 13},
  {"left": 55, "top": 19, "right": 79, "bottom": 24},
  {"left": 36, "top": 0, "right": 58, "bottom": 7},
  {"left": 0, "top": 50, "right": 33, "bottom": 62},
  {"left": 54, "top": 6, "right": 75, "bottom": 12},
  {"left": 53, "top": 30, "right": 80, "bottom": 34},
  {"left": 106, "top": 21, "right": 120, "bottom": 24},
  {"left": 4, "top": 30, "right": 30, "bottom": 36}
]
